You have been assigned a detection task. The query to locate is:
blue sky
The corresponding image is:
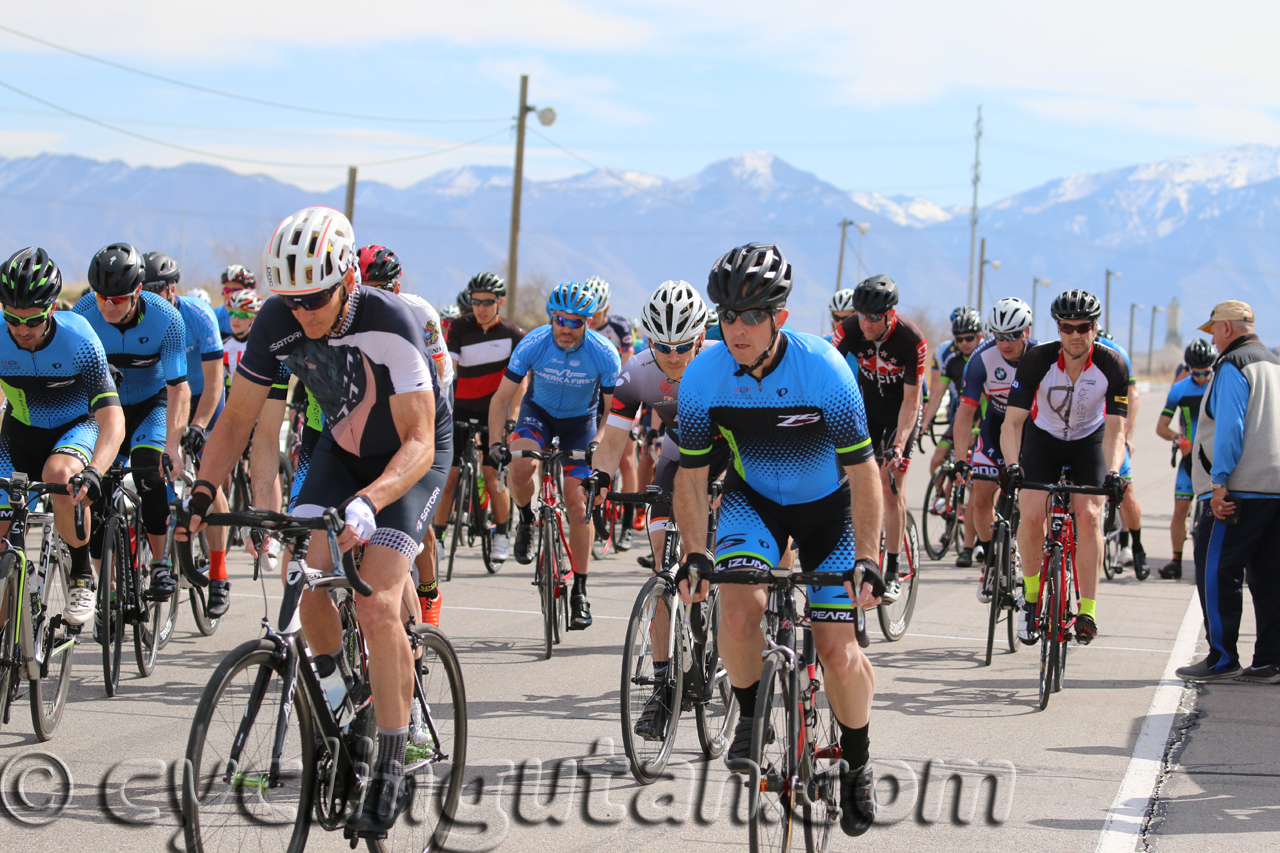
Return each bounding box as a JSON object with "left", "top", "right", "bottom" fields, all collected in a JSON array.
[{"left": 3, "top": 1, "right": 1280, "bottom": 206}]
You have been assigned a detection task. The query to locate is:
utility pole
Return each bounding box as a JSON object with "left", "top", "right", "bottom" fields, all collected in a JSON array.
[
  {"left": 977, "top": 237, "right": 987, "bottom": 315},
  {"left": 836, "top": 219, "right": 851, "bottom": 291},
  {"left": 1148, "top": 305, "right": 1164, "bottom": 376},
  {"left": 344, "top": 166, "right": 358, "bottom": 223},
  {"left": 1104, "top": 268, "right": 1121, "bottom": 331},
  {"left": 966, "top": 105, "right": 983, "bottom": 306},
  {"left": 1128, "top": 302, "right": 1143, "bottom": 356},
  {"left": 506, "top": 76, "right": 556, "bottom": 316}
]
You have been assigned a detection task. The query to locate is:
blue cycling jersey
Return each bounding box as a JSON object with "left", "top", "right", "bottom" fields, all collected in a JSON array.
[
  {"left": 1163, "top": 375, "right": 1207, "bottom": 440},
  {"left": 1096, "top": 336, "right": 1135, "bottom": 382},
  {"left": 214, "top": 304, "right": 233, "bottom": 339},
  {"left": 503, "top": 325, "right": 621, "bottom": 419},
  {"left": 0, "top": 310, "right": 120, "bottom": 428},
  {"left": 177, "top": 295, "right": 222, "bottom": 396},
  {"left": 679, "top": 328, "right": 874, "bottom": 505},
  {"left": 73, "top": 290, "right": 188, "bottom": 406},
  {"left": 706, "top": 324, "right": 723, "bottom": 342}
]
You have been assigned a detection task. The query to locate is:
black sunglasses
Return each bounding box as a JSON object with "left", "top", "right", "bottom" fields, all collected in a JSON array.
[
  {"left": 954, "top": 334, "right": 978, "bottom": 343},
  {"left": 1058, "top": 321, "right": 1095, "bottom": 336},
  {"left": 993, "top": 332, "right": 1022, "bottom": 342},
  {"left": 721, "top": 307, "right": 775, "bottom": 326},
  {"left": 280, "top": 283, "right": 342, "bottom": 312},
  {"left": 469, "top": 296, "right": 498, "bottom": 307}
]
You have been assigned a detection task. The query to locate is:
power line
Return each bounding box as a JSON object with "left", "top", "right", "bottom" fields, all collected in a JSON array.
[
  {"left": 0, "top": 78, "right": 510, "bottom": 168},
  {"left": 0, "top": 23, "right": 509, "bottom": 125}
]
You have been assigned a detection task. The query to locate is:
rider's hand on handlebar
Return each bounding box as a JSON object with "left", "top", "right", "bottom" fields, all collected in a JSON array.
[
  {"left": 844, "top": 557, "right": 885, "bottom": 608},
  {"left": 953, "top": 459, "right": 972, "bottom": 482},
  {"left": 1104, "top": 471, "right": 1129, "bottom": 503},
  {"left": 580, "top": 470, "right": 611, "bottom": 506},
  {"left": 675, "top": 552, "right": 713, "bottom": 605},
  {"left": 489, "top": 442, "right": 512, "bottom": 467},
  {"left": 504, "top": 419, "right": 518, "bottom": 441},
  {"left": 1000, "top": 463, "right": 1023, "bottom": 497},
  {"left": 71, "top": 466, "right": 102, "bottom": 505},
  {"left": 176, "top": 480, "right": 216, "bottom": 542},
  {"left": 338, "top": 495, "right": 377, "bottom": 550},
  {"left": 182, "top": 423, "right": 208, "bottom": 457}
]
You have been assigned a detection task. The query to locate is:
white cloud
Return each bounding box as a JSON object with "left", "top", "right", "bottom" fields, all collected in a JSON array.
[
  {"left": 478, "top": 57, "right": 651, "bottom": 126},
  {"left": 1020, "top": 97, "right": 1280, "bottom": 146}
]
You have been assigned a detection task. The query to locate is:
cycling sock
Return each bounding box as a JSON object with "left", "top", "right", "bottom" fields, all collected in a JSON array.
[
  {"left": 622, "top": 505, "right": 635, "bottom": 531},
  {"left": 1119, "top": 530, "right": 1130, "bottom": 548},
  {"left": 518, "top": 503, "right": 535, "bottom": 524},
  {"left": 838, "top": 722, "right": 870, "bottom": 770},
  {"left": 209, "top": 549, "right": 227, "bottom": 581},
  {"left": 432, "top": 524, "right": 447, "bottom": 543},
  {"left": 1172, "top": 551, "right": 1183, "bottom": 563},
  {"left": 976, "top": 538, "right": 990, "bottom": 559},
  {"left": 68, "top": 543, "right": 91, "bottom": 578},
  {"left": 1079, "top": 598, "right": 1097, "bottom": 619},
  {"left": 1130, "top": 528, "right": 1143, "bottom": 551},
  {"left": 1024, "top": 572, "right": 1041, "bottom": 604},
  {"left": 733, "top": 682, "right": 759, "bottom": 719},
  {"left": 572, "top": 571, "right": 588, "bottom": 596},
  {"left": 495, "top": 516, "right": 510, "bottom": 535},
  {"left": 374, "top": 726, "right": 408, "bottom": 780},
  {"left": 885, "top": 551, "right": 900, "bottom": 576},
  {"left": 418, "top": 577, "right": 439, "bottom": 601}
]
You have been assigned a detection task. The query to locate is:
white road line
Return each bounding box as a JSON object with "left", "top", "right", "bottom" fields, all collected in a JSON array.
[
  {"left": 909, "top": 631, "right": 1171, "bottom": 654},
  {"left": 1095, "top": 591, "right": 1202, "bottom": 853}
]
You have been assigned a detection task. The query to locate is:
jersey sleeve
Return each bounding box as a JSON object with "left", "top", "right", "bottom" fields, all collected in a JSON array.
[
  {"left": 418, "top": 302, "right": 448, "bottom": 365},
  {"left": 195, "top": 303, "right": 223, "bottom": 359},
  {"left": 72, "top": 291, "right": 95, "bottom": 317},
  {"left": 832, "top": 316, "right": 855, "bottom": 354},
  {"left": 504, "top": 331, "right": 536, "bottom": 382},
  {"left": 907, "top": 327, "right": 927, "bottom": 386},
  {"left": 74, "top": 328, "right": 121, "bottom": 411},
  {"left": 677, "top": 361, "right": 715, "bottom": 468},
  {"left": 1100, "top": 349, "right": 1130, "bottom": 418},
  {"left": 268, "top": 360, "right": 291, "bottom": 401},
  {"left": 822, "top": 351, "right": 874, "bottom": 466},
  {"left": 350, "top": 304, "right": 434, "bottom": 395},
  {"left": 1006, "top": 344, "right": 1056, "bottom": 411},
  {"left": 160, "top": 303, "right": 188, "bottom": 385},
  {"left": 609, "top": 370, "right": 642, "bottom": 425},
  {"left": 599, "top": 341, "right": 622, "bottom": 394},
  {"left": 1162, "top": 383, "right": 1181, "bottom": 417},
  {"left": 960, "top": 351, "right": 987, "bottom": 406}
]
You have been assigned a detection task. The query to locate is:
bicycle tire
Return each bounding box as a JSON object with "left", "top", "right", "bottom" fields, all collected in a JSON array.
[
  {"left": 619, "top": 576, "right": 685, "bottom": 784},
  {"left": 448, "top": 467, "right": 471, "bottom": 582},
  {"left": 158, "top": 579, "right": 182, "bottom": 649},
  {"left": 0, "top": 559, "right": 19, "bottom": 730},
  {"left": 29, "top": 526, "right": 74, "bottom": 741},
  {"left": 695, "top": 592, "right": 737, "bottom": 759},
  {"left": 475, "top": 477, "right": 496, "bottom": 574},
  {"left": 539, "top": 515, "right": 556, "bottom": 660},
  {"left": 1006, "top": 538, "right": 1021, "bottom": 654},
  {"left": 878, "top": 512, "right": 920, "bottom": 641},
  {"left": 921, "top": 468, "right": 956, "bottom": 560},
  {"left": 1038, "top": 546, "right": 1060, "bottom": 711},
  {"left": 99, "top": 516, "right": 125, "bottom": 697},
  {"left": 555, "top": 528, "right": 570, "bottom": 645},
  {"left": 278, "top": 451, "right": 294, "bottom": 512},
  {"left": 984, "top": 524, "right": 1007, "bottom": 667},
  {"left": 1056, "top": 551, "right": 1071, "bottom": 693},
  {"left": 183, "top": 638, "right": 316, "bottom": 853},
  {"left": 802, "top": 667, "right": 839, "bottom": 853},
  {"left": 177, "top": 528, "right": 219, "bottom": 637},
  {"left": 132, "top": 514, "right": 159, "bottom": 678},
  {"left": 750, "top": 654, "right": 795, "bottom": 853}
]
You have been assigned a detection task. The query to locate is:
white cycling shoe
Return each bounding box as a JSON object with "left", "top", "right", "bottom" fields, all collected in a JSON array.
[
  {"left": 491, "top": 533, "right": 510, "bottom": 562},
  {"left": 65, "top": 577, "right": 96, "bottom": 627}
]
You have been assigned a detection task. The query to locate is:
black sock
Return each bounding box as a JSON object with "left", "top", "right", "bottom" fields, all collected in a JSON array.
[
  {"left": 495, "top": 516, "right": 510, "bottom": 535},
  {"left": 68, "top": 543, "right": 91, "bottom": 578},
  {"left": 976, "top": 538, "right": 990, "bottom": 556},
  {"left": 1131, "top": 528, "right": 1143, "bottom": 551},
  {"left": 622, "top": 505, "right": 635, "bottom": 530},
  {"left": 1119, "top": 530, "right": 1130, "bottom": 548},
  {"left": 733, "top": 682, "right": 759, "bottom": 719},
  {"left": 839, "top": 722, "right": 870, "bottom": 770},
  {"left": 374, "top": 726, "right": 407, "bottom": 780},
  {"left": 1172, "top": 551, "right": 1182, "bottom": 563},
  {"left": 518, "top": 503, "right": 535, "bottom": 524},
  {"left": 572, "top": 571, "right": 587, "bottom": 596},
  {"left": 417, "top": 577, "right": 439, "bottom": 600},
  {"left": 432, "top": 524, "right": 447, "bottom": 543},
  {"left": 885, "top": 551, "right": 900, "bottom": 576}
]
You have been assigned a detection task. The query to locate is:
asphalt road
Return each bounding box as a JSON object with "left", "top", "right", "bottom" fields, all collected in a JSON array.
[{"left": 0, "top": 387, "right": 1234, "bottom": 852}]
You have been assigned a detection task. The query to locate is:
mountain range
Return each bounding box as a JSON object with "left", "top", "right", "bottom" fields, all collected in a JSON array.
[{"left": 3, "top": 144, "right": 1280, "bottom": 344}]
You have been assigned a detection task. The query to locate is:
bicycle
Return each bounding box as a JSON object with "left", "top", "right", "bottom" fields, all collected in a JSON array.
[
  {"left": 181, "top": 507, "right": 468, "bottom": 853},
  {"left": 880, "top": 453, "right": 921, "bottom": 641},
  {"left": 445, "top": 416, "right": 495, "bottom": 580},
  {"left": 225, "top": 438, "right": 294, "bottom": 549},
  {"left": 1101, "top": 497, "right": 1122, "bottom": 581},
  {"left": 511, "top": 441, "right": 585, "bottom": 659},
  {"left": 1018, "top": 478, "right": 1113, "bottom": 710},
  {"left": 157, "top": 455, "right": 220, "bottom": 646},
  {"left": 972, "top": 473, "right": 1021, "bottom": 666},
  {"left": 601, "top": 483, "right": 736, "bottom": 784},
  {"left": 922, "top": 447, "right": 968, "bottom": 560},
  {"left": 0, "top": 475, "right": 81, "bottom": 741},
  {"left": 693, "top": 564, "right": 868, "bottom": 853}
]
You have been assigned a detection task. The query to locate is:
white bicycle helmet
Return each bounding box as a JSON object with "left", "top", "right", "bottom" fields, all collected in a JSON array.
[
  {"left": 829, "top": 288, "right": 857, "bottom": 314},
  {"left": 188, "top": 288, "right": 212, "bottom": 306},
  {"left": 641, "top": 280, "right": 708, "bottom": 344},
  {"left": 227, "top": 289, "right": 264, "bottom": 313},
  {"left": 439, "top": 304, "right": 461, "bottom": 320},
  {"left": 583, "top": 276, "right": 610, "bottom": 309},
  {"left": 263, "top": 207, "right": 357, "bottom": 295},
  {"left": 988, "top": 297, "right": 1033, "bottom": 335}
]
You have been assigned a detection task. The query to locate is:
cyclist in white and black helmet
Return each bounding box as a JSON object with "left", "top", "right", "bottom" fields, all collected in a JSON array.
[{"left": 827, "top": 288, "right": 857, "bottom": 338}]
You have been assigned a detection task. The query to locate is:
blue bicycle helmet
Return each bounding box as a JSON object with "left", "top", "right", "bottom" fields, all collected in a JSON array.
[{"left": 547, "top": 281, "right": 601, "bottom": 316}]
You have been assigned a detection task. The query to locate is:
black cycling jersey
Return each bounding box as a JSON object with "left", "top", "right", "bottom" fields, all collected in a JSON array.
[{"left": 831, "top": 313, "right": 928, "bottom": 420}]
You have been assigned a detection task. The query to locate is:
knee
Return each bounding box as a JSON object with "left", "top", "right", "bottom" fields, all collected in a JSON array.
[
  {"left": 42, "top": 455, "right": 80, "bottom": 485},
  {"left": 718, "top": 607, "right": 761, "bottom": 644}
]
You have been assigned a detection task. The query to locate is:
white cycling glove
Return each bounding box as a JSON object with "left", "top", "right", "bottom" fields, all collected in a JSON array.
[{"left": 342, "top": 496, "right": 378, "bottom": 542}]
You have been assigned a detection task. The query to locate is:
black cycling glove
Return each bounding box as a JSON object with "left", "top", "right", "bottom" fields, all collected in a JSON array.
[
  {"left": 843, "top": 557, "right": 886, "bottom": 600},
  {"left": 1104, "top": 471, "right": 1129, "bottom": 503},
  {"left": 182, "top": 424, "right": 208, "bottom": 457},
  {"left": 73, "top": 466, "right": 103, "bottom": 503},
  {"left": 583, "top": 470, "right": 612, "bottom": 492},
  {"left": 675, "top": 552, "right": 714, "bottom": 594},
  {"left": 953, "top": 459, "right": 972, "bottom": 480},
  {"left": 1001, "top": 463, "right": 1023, "bottom": 496},
  {"left": 489, "top": 442, "right": 511, "bottom": 467}
]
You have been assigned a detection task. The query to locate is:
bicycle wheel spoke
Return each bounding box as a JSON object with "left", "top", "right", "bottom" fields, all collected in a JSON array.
[{"left": 750, "top": 657, "right": 794, "bottom": 853}]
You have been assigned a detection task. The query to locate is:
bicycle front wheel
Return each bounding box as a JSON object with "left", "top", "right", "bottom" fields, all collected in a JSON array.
[
  {"left": 750, "top": 654, "right": 795, "bottom": 853},
  {"left": 878, "top": 512, "right": 920, "bottom": 641},
  {"left": 695, "top": 592, "right": 737, "bottom": 759},
  {"left": 446, "top": 471, "right": 469, "bottom": 582},
  {"left": 99, "top": 517, "right": 125, "bottom": 697},
  {"left": 183, "top": 638, "right": 316, "bottom": 853},
  {"left": 802, "top": 668, "right": 839, "bottom": 853},
  {"left": 539, "top": 517, "right": 556, "bottom": 660},
  {"left": 619, "top": 575, "right": 685, "bottom": 784},
  {"left": 921, "top": 468, "right": 956, "bottom": 560},
  {"left": 29, "top": 530, "right": 75, "bottom": 741},
  {"left": 132, "top": 516, "right": 160, "bottom": 678},
  {"left": 0, "top": 561, "right": 18, "bottom": 730},
  {"left": 1038, "top": 547, "right": 1061, "bottom": 711}
]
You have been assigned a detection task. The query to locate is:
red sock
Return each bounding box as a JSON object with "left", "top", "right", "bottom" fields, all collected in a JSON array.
[{"left": 210, "top": 550, "right": 227, "bottom": 581}]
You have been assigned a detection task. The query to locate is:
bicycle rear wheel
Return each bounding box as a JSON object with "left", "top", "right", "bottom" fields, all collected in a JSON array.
[
  {"left": 695, "top": 592, "right": 737, "bottom": 759},
  {"left": 802, "top": 668, "right": 839, "bottom": 853},
  {"left": 878, "top": 512, "right": 920, "bottom": 641},
  {"left": 750, "top": 655, "right": 795, "bottom": 853},
  {"left": 99, "top": 517, "right": 125, "bottom": 697},
  {"left": 1056, "top": 552, "right": 1072, "bottom": 693},
  {"left": 177, "top": 528, "right": 219, "bottom": 637},
  {"left": 183, "top": 638, "right": 316, "bottom": 853},
  {"left": 132, "top": 515, "right": 160, "bottom": 678},
  {"left": 984, "top": 525, "right": 1007, "bottom": 667},
  {"left": 619, "top": 576, "right": 685, "bottom": 784},
  {"left": 29, "top": 529, "right": 75, "bottom": 741},
  {"left": 921, "top": 468, "right": 957, "bottom": 560},
  {"left": 1038, "top": 547, "right": 1061, "bottom": 711},
  {"left": 446, "top": 471, "right": 469, "bottom": 582},
  {"left": 0, "top": 561, "right": 18, "bottom": 729}
]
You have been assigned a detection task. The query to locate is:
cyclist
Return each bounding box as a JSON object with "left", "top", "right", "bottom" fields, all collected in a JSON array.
[
  {"left": 827, "top": 288, "right": 856, "bottom": 337},
  {"left": 922, "top": 307, "right": 983, "bottom": 475},
  {"left": 436, "top": 272, "right": 526, "bottom": 568},
  {"left": 586, "top": 276, "right": 642, "bottom": 549},
  {"left": 439, "top": 303, "right": 460, "bottom": 338},
  {"left": 216, "top": 264, "right": 256, "bottom": 340},
  {"left": 74, "top": 242, "right": 190, "bottom": 600},
  {"left": 704, "top": 307, "right": 722, "bottom": 341},
  {"left": 0, "top": 248, "right": 126, "bottom": 626},
  {"left": 952, "top": 298, "right": 1035, "bottom": 590},
  {"left": 141, "top": 252, "right": 235, "bottom": 615},
  {"left": 487, "top": 281, "right": 621, "bottom": 631},
  {"left": 831, "top": 274, "right": 928, "bottom": 602},
  {"left": 673, "top": 242, "right": 885, "bottom": 837},
  {"left": 1002, "top": 289, "right": 1129, "bottom": 646},
  {"left": 456, "top": 289, "right": 471, "bottom": 315},
  {"left": 180, "top": 206, "right": 450, "bottom": 834},
  {"left": 1155, "top": 338, "right": 1214, "bottom": 579},
  {"left": 1096, "top": 329, "right": 1147, "bottom": 576}
]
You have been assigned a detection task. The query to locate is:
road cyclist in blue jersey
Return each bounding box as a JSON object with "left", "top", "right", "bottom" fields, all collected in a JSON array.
[
  {"left": 0, "top": 247, "right": 126, "bottom": 627},
  {"left": 1154, "top": 338, "right": 1214, "bottom": 579},
  {"left": 1096, "top": 329, "right": 1149, "bottom": 578},
  {"left": 673, "top": 242, "right": 887, "bottom": 838},
  {"left": 74, "top": 242, "right": 190, "bottom": 602},
  {"left": 179, "top": 206, "right": 450, "bottom": 835},
  {"left": 487, "top": 280, "right": 622, "bottom": 631}
]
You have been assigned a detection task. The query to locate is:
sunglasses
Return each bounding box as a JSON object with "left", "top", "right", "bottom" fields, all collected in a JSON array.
[
  {"left": 142, "top": 281, "right": 169, "bottom": 294},
  {"left": 1191, "top": 369, "right": 1212, "bottom": 378},
  {"left": 857, "top": 311, "right": 888, "bottom": 323},
  {"left": 3, "top": 304, "right": 54, "bottom": 328},
  {"left": 721, "top": 307, "right": 775, "bottom": 326},
  {"left": 1058, "top": 321, "right": 1095, "bottom": 336},
  {"left": 652, "top": 340, "right": 697, "bottom": 355},
  {"left": 831, "top": 312, "right": 854, "bottom": 323},
  {"left": 552, "top": 315, "right": 586, "bottom": 329},
  {"left": 280, "top": 283, "right": 342, "bottom": 312},
  {"left": 954, "top": 335, "right": 978, "bottom": 343},
  {"left": 222, "top": 285, "right": 251, "bottom": 296},
  {"left": 228, "top": 309, "right": 257, "bottom": 319},
  {"left": 993, "top": 332, "right": 1022, "bottom": 342},
  {"left": 96, "top": 288, "right": 139, "bottom": 306},
  {"left": 469, "top": 297, "right": 498, "bottom": 307}
]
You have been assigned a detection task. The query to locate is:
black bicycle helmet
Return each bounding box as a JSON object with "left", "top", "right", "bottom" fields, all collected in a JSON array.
[
  {"left": 0, "top": 247, "right": 63, "bottom": 309},
  {"left": 951, "top": 306, "right": 982, "bottom": 335},
  {"left": 852, "top": 274, "right": 899, "bottom": 314},
  {"left": 1184, "top": 338, "right": 1215, "bottom": 369},
  {"left": 1050, "top": 289, "right": 1102, "bottom": 322},
  {"left": 707, "top": 243, "right": 791, "bottom": 311},
  {"left": 456, "top": 289, "right": 472, "bottom": 312},
  {"left": 142, "top": 251, "right": 181, "bottom": 290},
  {"left": 88, "top": 243, "right": 146, "bottom": 298},
  {"left": 467, "top": 272, "right": 506, "bottom": 297}
]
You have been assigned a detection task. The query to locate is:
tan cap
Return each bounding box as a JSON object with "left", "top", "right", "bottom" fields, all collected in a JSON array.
[{"left": 1198, "top": 299, "right": 1255, "bottom": 332}]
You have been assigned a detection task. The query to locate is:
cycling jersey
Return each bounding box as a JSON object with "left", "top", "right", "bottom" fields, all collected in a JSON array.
[
  {"left": 504, "top": 326, "right": 621, "bottom": 419},
  {"left": 831, "top": 313, "right": 928, "bottom": 419},
  {"left": 73, "top": 290, "right": 187, "bottom": 406},
  {"left": 960, "top": 337, "right": 1036, "bottom": 419},
  {"left": 0, "top": 311, "right": 120, "bottom": 429},
  {"left": 1164, "top": 376, "right": 1207, "bottom": 441},
  {"left": 594, "top": 313, "right": 634, "bottom": 355},
  {"left": 934, "top": 339, "right": 973, "bottom": 420},
  {"left": 447, "top": 314, "right": 525, "bottom": 413},
  {"left": 705, "top": 324, "right": 723, "bottom": 342},
  {"left": 176, "top": 295, "right": 222, "bottom": 397},
  {"left": 223, "top": 334, "right": 249, "bottom": 386},
  {"left": 397, "top": 291, "right": 453, "bottom": 385},
  {"left": 611, "top": 341, "right": 723, "bottom": 467},
  {"left": 1006, "top": 342, "right": 1129, "bottom": 440},
  {"left": 214, "top": 303, "right": 232, "bottom": 340},
  {"left": 679, "top": 328, "right": 874, "bottom": 505},
  {"left": 1096, "top": 335, "right": 1136, "bottom": 383},
  {"left": 237, "top": 286, "right": 447, "bottom": 457}
]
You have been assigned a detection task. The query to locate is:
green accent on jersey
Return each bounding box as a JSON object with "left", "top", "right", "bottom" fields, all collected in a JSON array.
[
  {"left": 0, "top": 379, "right": 30, "bottom": 424},
  {"left": 90, "top": 390, "right": 119, "bottom": 408},
  {"left": 837, "top": 436, "right": 872, "bottom": 455},
  {"left": 306, "top": 387, "right": 324, "bottom": 432},
  {"left": 718, "top": 425, "right": 746, "bottom": 480}
]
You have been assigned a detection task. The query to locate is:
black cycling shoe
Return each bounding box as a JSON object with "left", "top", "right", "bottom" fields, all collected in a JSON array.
[
  {"left": 1075, "top": 613, "right": 1098, "bottom": 645},
  {"left": 206, "top": 579, "right": 231, "bottom": 618},
  {"left": 148, "top": 561, "right": 176, "bottom": 601},
  {"left": 513, "top": 520, "right": 535, "bottom": 565},
  {"left": 689, "top": 600, "right": 709, "bottom": 645},
  {"left": 1017, "top": 600, "right": 1040, "bottom": 645},
  {"left": 633, "top": 684, "right": 673, "bottom": 742},
  {"left": 348, "top": 775, "right": 408, "bottom": 835},
  {"left": 840, "top": 763, "right": 877, "bottom": 837},
  {"left": 1133, "top": 549, "right": 1150, "bottom": 581},
  {"left": 956, "top": 547, "right": 974, "bottom": 568},
  {"left": 636, "top": 554, "right": 655, "bottom": 570},
  {"left": 1158, "top": 560, "right": 1183, "bottom": 580},
  {"left": 569, "top": 595, "right": 593, "bottom": 630},
  {"left": 726, "top": 716, "right": 754, "bottom": 763}
]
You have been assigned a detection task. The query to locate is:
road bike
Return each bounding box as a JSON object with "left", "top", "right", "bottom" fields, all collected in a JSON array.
[
  {"left": 181, "top": 507, "right": 467, "bottom": 853},
  {"left": 0, "top": 475, "right": 80, "bottom": 741},
  {"left": 881, "top": 455, "right": 921, "bottom": 641},
  {"left": 922, "top": 448, "right": 969, "bottom": 560},
  {"left": 157, "top": 455, "right": 220, "bottom": 647},
  {"left": 444, "top": 416, "right": 495, "bottom": 580},
  {"left": 1101, "top": 497, "right": 1122, "bottom": 581},
  {"left": 973, "top": 473, "right": 1021, "bottom": 666},
  {"left": 225, "top": 438, "right": 294, "bottom": 549}
]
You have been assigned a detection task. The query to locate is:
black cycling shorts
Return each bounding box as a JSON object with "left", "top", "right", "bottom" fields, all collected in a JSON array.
[
  {"left": 452, "top": 414, "right": 496, "bottom": 470},
  {"left": 865, "top": 403, "right": 922, "bottom": 462},
  {"left": 649, "top": 441, "right": 732, "bottom": 525},
  {"left": 1019, "top": 421, "right": 1106, "bottom": 489}
]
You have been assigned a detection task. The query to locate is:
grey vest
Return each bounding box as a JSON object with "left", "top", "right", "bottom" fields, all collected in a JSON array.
[{"left": 1191, "top": 335, "right": 1280, "bottom": 497}]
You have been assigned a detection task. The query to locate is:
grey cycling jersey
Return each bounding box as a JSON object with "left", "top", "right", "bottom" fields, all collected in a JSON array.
[{"left": 607, "top": 341, "right": 721, "bottom": 460}]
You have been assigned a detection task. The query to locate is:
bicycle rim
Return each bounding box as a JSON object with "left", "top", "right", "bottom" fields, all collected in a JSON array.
[
  {"left": 158, "top": 577, "right": 181, "bottom": 649},
  {"left": 750, "top": 655, "right": 794, "bottom": 853},
  {"left": 1055, "top": 552, "right": 1071, "bottom": 693},
  {"left": 985, "top": 542, "right": 1001, "bottom": 668},
  {"left": 183, "top": 639, "right": 315, "bottom": 853},
  {"left": 695, "top": 592, "right": 737, "bottom": 759},
  {"left": 447, "top": 475, "right": 467, "bottom": 582},
  {"left": 189, "top": 531, "right": 219, "bottom": 637},
  {"left": 1006, "top": 541, "right": 1021, "bottom": 654},
  {"left": 133, "top": 520, "right": 159, "bottom": 677},
  {"left": 0, "top": 571, "right": 17, "bottom": 728},
  {"left": 540, "top": 523, "right": 555, "bottom": 659},
  {"left": 921, "top": 470, "right": 952, "bottom": 560},
  {"left": 29, "top": 534, "right": 74, "bottom": 741},
  {"left": 1038, "top": 558, "right": 1059, "bottom": 711},
  {"left": 99, "top": 517, "right": 123, "bottom": 697},
  {"left": 619, "top": 577, "right": 684, "bottom": 784},
  {"left": 878, "top": 512, "right": 920, "bottom": 641},
  {"left": 802, "top": 669, "right": 838, "bottom": 853}
]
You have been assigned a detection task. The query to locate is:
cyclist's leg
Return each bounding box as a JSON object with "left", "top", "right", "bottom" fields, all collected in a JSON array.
[
  {"left": 1117, "top": 449, "right": 1145, "bottom": 569},
  {"left": 970, "top": 436, "right": 1003, "bottom": 554},
  {"left": 1171, "top": 457, "right": 1194, "bottom": 550},
  {"left": 478, "top": 424, "right": 509, "bottom": 530},
  {"left": 42, "top": 417, "right": 98, "bottom": 555},
  {"left": 558, "top": 412, "right": 598, "bottom": 626},
  {"left": 194, "top": 394, "right": 231, "bottom": 578},
  {"left": 508, "top": 401, "right": 552, "bottom": 563},
  {"left": 1072, "top": 492, "right": 1105, "bottom": 601},
  {"left": 129, "top": 401, "right": 172, "bottom": 581}
]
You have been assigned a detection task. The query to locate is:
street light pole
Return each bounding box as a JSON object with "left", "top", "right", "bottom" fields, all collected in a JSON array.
[
  {"left": 506, "top": 76, "right": 556, "bottom": 317},
  {"left": 1128, "top": 302, "right": 1143, "bottom": 357},
  {"left": 1148, "top": 305, "right": 1164, "bottom": 376},
  {"left": 1104, "top": 268, "right": 1121, "bottom": 331},
  {"left": 836, "top": 219, "right": 850, "bottom": 291},
  {"left": 1032, "top": 276, "right": 1050, "bottom": 340}
]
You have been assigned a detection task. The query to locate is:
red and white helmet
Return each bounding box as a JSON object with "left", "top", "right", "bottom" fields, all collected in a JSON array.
[
  {"left": 227, "top": 289, "right": 264, "bottom": 313},
  {"left": 263, "top": 207, "right": 357, "bottom": 295}
]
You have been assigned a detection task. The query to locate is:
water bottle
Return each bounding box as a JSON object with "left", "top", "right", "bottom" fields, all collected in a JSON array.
[{"left": 313, "top": 653, "right": 353, "bottom": 725}]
